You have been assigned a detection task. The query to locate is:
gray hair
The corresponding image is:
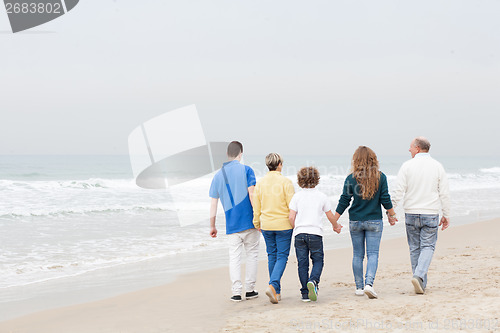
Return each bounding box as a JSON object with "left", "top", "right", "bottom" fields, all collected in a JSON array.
[
  {"left": 413, "top": 136, "right": 431, "bottom": 151},
  {"left": 265, "top": 152, "right": 283, "bottom": 171}
]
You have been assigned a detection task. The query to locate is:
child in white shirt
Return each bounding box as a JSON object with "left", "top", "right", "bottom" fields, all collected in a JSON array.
[{"left": 289, "top": 167, "right": 342, "bottom": 302}]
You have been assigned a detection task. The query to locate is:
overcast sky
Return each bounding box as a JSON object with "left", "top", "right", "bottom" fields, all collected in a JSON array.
[{"left": 1, "top": 0, "right": 499, "bottom": 157}]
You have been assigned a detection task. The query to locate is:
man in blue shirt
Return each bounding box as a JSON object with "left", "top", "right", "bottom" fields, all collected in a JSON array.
[{"left": 209, "top": 141, "right": 260, "bottom": 302}]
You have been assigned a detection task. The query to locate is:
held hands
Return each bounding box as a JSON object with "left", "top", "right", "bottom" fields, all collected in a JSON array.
[
  {"left": 388, "top": 215, "right": 398, "bottom": 226},
  {"left": 439, "top": 217, "right": 450, "bottom": 231},
  {"left": 386, "top": 211, "right": 398, "bottom": 226},
  {"left": 326, "top": 211, "right": 342, "bottom": 234}
]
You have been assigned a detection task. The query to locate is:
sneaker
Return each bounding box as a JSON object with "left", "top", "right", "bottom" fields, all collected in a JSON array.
[
  {"left": 355, "top": 289, "right": 364, "bottom": 296},
  {"left": 307, "top": 281, "right": 318, "bottom": 301},
  {"left": 364, "top": 285, "right": 378, "bottom": 299},
  {"left": 265, "top": 285, "right": 278, "bottom": 304},
  {"left": 245, "top": 291, "right": 259, "bottom": 300},
  {"left": 301, "top": 294, "right": 311, "bottom": 302},
  {"left": 230, "top": 295, "right": 242, "bottom": 302},
  {"left": 277, "top": 294, "right": 281, "bottom": 301},
  {"left": 412, "top": 276, "right": 425, "bottom": 294}
]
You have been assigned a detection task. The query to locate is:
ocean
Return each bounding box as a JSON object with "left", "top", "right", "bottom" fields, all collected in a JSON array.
[{"left": 1, "top": 154, "right": 500, "bottom": 319}]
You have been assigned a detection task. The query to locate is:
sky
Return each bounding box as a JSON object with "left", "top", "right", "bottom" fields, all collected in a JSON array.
[{"left": 0, "top": 0, "right": 499, "bottom": 157}]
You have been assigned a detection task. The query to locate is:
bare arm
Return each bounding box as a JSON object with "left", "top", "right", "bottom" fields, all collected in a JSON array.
[
  {"left": 326, "top": 210, "right": 343, "bottom": 233},
  {"left": 209, "top": 198, "right": 218, "bottom": 238},
  {"left": 289, "top": 209, "right": 297, "bottom": 229},
  {"left": 248, "top": 185, "right": 255, "bottom": 207},
  {"left": 326, "top": 210, "right": 340, "bottom": 224}
]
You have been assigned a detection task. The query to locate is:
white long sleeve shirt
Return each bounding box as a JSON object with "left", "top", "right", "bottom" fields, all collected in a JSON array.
[{"left": 391, "top": 153, "right": 451, "bottom": 218}]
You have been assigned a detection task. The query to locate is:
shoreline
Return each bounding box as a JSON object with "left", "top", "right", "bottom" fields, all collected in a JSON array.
[
  {"left": 1, "top": 210, "right": 497, "bottom": 322},
  {"left": 0, "top": 217, "right": 499, "bottom": 332}
]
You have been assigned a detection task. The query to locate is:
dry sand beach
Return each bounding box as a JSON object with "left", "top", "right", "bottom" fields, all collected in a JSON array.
[{"left": 0, "top": 218, "right": 499, "bottom": 333}]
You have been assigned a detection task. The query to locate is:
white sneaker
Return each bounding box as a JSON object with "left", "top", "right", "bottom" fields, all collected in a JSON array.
[
  {"left": 364, "top": 285, "right": 378, "bottom": 299},
  {"left": 355, "top": 289, "right": 364, "bottom": 296}
]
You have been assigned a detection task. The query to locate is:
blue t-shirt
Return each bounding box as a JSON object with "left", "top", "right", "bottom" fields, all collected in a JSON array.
[{"left": 209, "top": 160, "right": 256, "bottom": 234}]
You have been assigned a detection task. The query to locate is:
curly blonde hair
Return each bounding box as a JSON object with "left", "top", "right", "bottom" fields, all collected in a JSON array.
[
  {"left": 351, "top": 146, "right": 380, "bottom": 200},
  {"left": 297, "top": 167, "right": 320, "bottom": 188}
]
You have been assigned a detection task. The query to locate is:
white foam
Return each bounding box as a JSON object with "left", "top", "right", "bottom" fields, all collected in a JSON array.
[
  {"left": 480, "top": 167, "right": 500, "bottom": 174},
  {"left": 1, "top": 164, "right": 500, "bottom": 290},
  {"left": 0, "top": 231, "right": 229, "bottom": 289}
]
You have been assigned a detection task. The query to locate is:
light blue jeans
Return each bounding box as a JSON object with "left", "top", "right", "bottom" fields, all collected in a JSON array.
[
  {"left": 349, "top": 220, "right": 383, "bottom": 289},
  {"left": 405, "top": 214, "right": 439, "bottom": 288}
]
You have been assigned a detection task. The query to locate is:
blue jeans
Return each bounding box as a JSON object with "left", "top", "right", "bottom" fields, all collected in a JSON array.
[
  {"left": 349, "top": 220, "right": 383, "bottom": 289},
  {"left": 405, "top": 214, "right": 439, "bottom": 288},
  {"left": 261, "top": 229, "right": 293, "bottom": 294},
  {"left": 294, "top": 233, "right": 324, "bottom": 297}
]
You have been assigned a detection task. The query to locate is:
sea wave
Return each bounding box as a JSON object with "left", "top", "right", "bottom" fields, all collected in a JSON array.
[
  {"left": 480, "top": 167, "right": 500, "bottom": 174},
  {"left": 0, "top": 205, "right": 175, "bottom": 219},
  {"left": 0, "top": 238, "right": 223, "bottom": 289},
  {"left": 1, "top": 171, "right": 499, "bottom": 219},
  {"left": 0, "top": 178, "right": 138, "bottom": 190}
]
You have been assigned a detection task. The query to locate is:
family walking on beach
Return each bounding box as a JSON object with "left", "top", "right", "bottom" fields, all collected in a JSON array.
[{"left": 209, "top": 138, "right": 450, "bottom": 303}]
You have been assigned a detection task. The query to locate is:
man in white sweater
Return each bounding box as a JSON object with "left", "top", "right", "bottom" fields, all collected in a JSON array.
[{"left": 391, "top": 137, "right": 450, "bottom": 294}]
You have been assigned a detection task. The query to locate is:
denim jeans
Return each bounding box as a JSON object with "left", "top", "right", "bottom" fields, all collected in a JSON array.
[
  {"left": 294, "top": 233, "right": 324, "bottom": 297},
  {"left": 405, "top": 214, "right": 439, "bottom": 288},
  {"left": 349, "top": 220, "right": 383, "bottom": 289},
  {"left": 261, "top": 229, "right": 293, "bottom": 294}
]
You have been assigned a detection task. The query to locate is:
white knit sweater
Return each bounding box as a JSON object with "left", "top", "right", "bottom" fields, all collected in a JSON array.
[{"left": 391, "top": 153, "right": 451, "bottom": 218}]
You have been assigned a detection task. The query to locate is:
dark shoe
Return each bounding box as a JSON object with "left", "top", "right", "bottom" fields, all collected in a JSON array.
[
  {"left": 301, "top": 294, "right": 311, "bottom": 302},
  {"left": 245, "top": 291, "right": 259, "bottom": 300},
  {"left": 307, "top": 281, "right": 318, "bottom": 301},
  {"left": 412, "top": 276, "right": 425, "bottom": 294},
  {"left": 230, "top": 295, "right": 242, "bottom": 302}
]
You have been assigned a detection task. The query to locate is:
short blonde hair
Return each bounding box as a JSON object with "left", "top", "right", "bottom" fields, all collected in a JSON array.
[{"left": 265, "top": 153, "right": 283, "bottom": 171}]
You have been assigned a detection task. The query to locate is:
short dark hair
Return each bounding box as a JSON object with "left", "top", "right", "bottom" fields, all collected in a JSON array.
[
  {"left": 297, "top": 167, "right": 320, "bottom": 188},
  {"left": 227, "top": 141, "right": 243, "bottom": 158}
]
